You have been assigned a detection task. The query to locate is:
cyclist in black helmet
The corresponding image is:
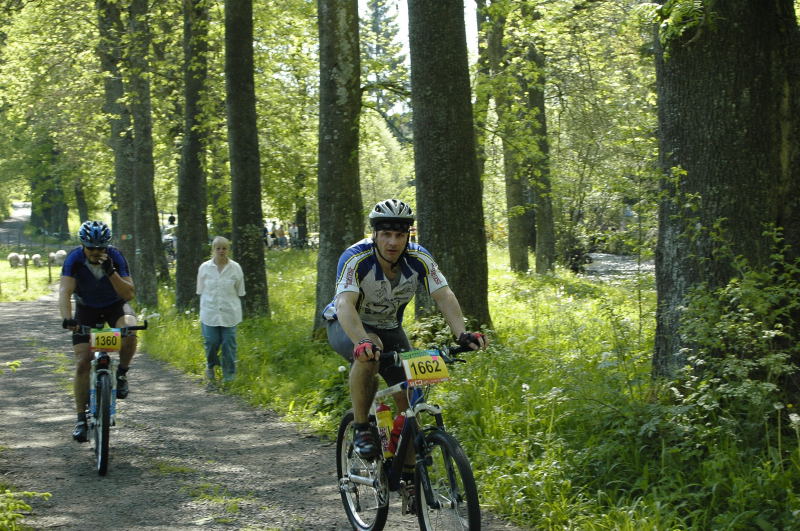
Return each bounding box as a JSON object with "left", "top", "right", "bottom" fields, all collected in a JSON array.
[
  {"left": 323, "top": 199, "right": 487, "bottom": 461},
  {"left": 59, "top": 220, "right": 139, "bottom": 443}
]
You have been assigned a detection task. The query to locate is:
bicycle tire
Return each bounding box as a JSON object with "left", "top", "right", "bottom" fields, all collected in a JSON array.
[
  {"left": 416, "top": 429, "right": 481, "bottom": 530},
  {"left": 336, "top": 410, "right": 389, "bottom": 531},
  {"left": 94, "top": 372, "right": 112, "bottom": 476}
]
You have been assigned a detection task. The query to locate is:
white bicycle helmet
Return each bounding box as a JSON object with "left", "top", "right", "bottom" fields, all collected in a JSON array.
[{"left": 368, "top": 199, "right": 414, "bottom": 231}]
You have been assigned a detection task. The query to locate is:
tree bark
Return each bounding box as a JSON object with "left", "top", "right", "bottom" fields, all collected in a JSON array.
[
  {"left": 473, "top": 0, "right": 491, "bottom": 180},
  {"left": 225, "top": 0, "right": 269, "bottom": 317},
  {"left": 175, "top": 0, "right": 210, "bottom": 310},
  {"left": 653, "top": 0, "right": 800, "bottom": 378},
  {"left": 486, "top": 11, "right": 529, "bottom": 273},
  {"left": 313, "top": 0, "right": 363, "bottom": 333},
  {"left": 96, "top": 0, "right": 136, "bottom": 268},
  {"left": 127, "top": 0, "right": 162, "bottom": 308},
  {"left": 408, "top": 0, "right": 492, "bottom": 329},
  {"left": 526, "top": 44, "right": 555, "bottom": 274},
  {"left": 74, "top": 181, "right": 89, "bottom": 226}
]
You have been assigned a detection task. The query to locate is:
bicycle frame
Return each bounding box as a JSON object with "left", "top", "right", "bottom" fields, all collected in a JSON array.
[{"left": 371, "top": 382, "right": 445, "bottom": 502}]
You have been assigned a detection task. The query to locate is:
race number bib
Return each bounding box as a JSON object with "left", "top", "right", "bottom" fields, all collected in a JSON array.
[
  {"left": 91, "top": 329, "right": 122, "bottom": 351},
  {"left": 401, "top": 349, "right": 450, "bottom": 387}
]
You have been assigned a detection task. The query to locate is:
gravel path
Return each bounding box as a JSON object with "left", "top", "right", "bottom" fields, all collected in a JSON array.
[
  {"left": 0, "top": 204, "right": 524, "bottom": 530},
  {"left": 0, "top": 292, "right": 524, "bottom": 530}
]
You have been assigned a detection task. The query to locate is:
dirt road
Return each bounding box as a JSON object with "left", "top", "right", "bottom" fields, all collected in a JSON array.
[{"left": 0, "top": 293, "right": 522, "bottom": 530}]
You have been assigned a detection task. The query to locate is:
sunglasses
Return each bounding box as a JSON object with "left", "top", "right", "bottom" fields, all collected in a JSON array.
[{"left": 84, "top": 246, "right": 107, "bottom": 251}]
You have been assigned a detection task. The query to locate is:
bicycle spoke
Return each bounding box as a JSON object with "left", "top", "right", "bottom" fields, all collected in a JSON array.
[{"left": 417, "top": 430, "right": 480, "bottom": 530}]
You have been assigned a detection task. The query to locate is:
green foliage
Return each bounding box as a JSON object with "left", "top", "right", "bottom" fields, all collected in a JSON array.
[
  {"left": 477, "top": 1, "right": 661, "bottom": 260},
  {"left": 359, "top": 113, "right": 415, "bottom": 216},
  {"left": 0, "top": 488, "right": 50, "bottom": 530},
  {"left": 644, "top": 1, "right": 715, "bottom": 49},
  {"left": 1, "top": 360, "right": 21, "bottom": 375},
  {"left": 0, "top": 446, "right": 50, "bottom": 531},
  {"left": 360, "top": 0, "right": 410, "bottom": 143}
]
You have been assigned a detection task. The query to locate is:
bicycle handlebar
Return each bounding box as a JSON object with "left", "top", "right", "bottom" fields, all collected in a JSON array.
[
  {"left": 73, "top": 320, "right": 148, "bottom": 335},
  {"left": 378, "top": 344, "right": 474, "bottom": 366}
]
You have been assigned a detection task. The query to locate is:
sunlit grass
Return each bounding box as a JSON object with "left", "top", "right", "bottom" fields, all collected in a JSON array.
[
  {"left": 149, "top": 458, "right": 197, "bottom": 476},
  {"left": 139, "top": 246, "right": 800, "bottom": 528},
  {"left": 180, "top": 482, "right": 250, "bottom": 514},
  {"left": 0, "top": 246, "right": 58, "bottom": 302}
]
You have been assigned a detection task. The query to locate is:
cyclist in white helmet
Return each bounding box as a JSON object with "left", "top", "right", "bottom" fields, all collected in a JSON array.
[
  {"left": 323, "top": 199, "right": 487, "bottom": 461},
  {"left": 59, "top": 220, "right": 138, "bottom": 443}
]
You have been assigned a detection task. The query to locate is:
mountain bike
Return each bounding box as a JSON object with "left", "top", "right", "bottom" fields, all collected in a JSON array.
[
  {"left": 77, "top": 322, "right": 147, "bottom": 475},
  {"left": 336, "top": 345, "right": 481, "bottom": 530}
]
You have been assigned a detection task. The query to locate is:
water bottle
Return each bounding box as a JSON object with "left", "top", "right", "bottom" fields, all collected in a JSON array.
[
  {"left": 375, "top": 403, "right": 394, "bottom": 458},
  {"left": 388, "top": 413, "right": 406, "bottom": 455}
]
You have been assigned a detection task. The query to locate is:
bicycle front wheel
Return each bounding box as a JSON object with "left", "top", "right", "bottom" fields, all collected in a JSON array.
[
  {"left": 94, "top": 372, "right": 112, "bottom": 476},
  {"left": 417, "top": 429, "right": 480, "bottom": 530},
  {"left": 336, "top": 410, "right": 389, "bottom": 531}
]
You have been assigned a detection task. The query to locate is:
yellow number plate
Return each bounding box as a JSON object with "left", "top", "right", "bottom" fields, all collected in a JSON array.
[
  {"left": 401, "top": 349, "right": 450, "bottom": 387},
  {"left": 91, "top": 330, "right": 122, "bottom": 351}
]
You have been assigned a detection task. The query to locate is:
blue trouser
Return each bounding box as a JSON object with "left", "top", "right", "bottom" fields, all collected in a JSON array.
[{"left": 201, "top": 324, "right": 237, "bottom": 381}]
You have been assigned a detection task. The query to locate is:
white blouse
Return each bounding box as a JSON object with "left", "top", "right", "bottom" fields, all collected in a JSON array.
[{"left": 196, "top": 259, "right": 246, "bottom": 327}]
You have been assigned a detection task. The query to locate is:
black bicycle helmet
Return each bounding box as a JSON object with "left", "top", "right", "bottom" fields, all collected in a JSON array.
[
  {"left": 368, "top": 199, "right": 414, "bottom": 232},
  {"left": 78, "top": 220, "right": 112, "bottom": 247}
]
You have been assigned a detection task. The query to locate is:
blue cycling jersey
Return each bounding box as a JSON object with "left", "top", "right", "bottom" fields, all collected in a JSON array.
[
  {"left": 322, "top": 238, "right": 448, "bottom": 329},
  {"left": 61, "top": 246, "right": 131, "bottom": 308}
]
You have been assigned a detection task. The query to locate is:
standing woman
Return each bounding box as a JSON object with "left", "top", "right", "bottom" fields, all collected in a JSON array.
[{"left": 196, "top": 236, "right": 246, "bottom": 384}]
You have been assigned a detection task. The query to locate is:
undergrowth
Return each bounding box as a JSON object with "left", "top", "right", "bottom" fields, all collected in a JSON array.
[{"left": 140, "top": 245, "right": 800, "bottom": 529}]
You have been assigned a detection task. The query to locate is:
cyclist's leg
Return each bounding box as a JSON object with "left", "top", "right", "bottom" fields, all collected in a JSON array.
[
  {"left": 376, "top": 327, "right": 412, "bottom": 413},
  {"left": 327, "top": 320, "right": 380, "bottom": 424},
  {"left": 350, "top": 355, "right": 380, "bottom": 423},
  {"left": 219, "top": 325, "right": 237, "bottom": 382},
  {"left": 112, "top": 303, "right": 138, "bottom": 369},
  {"left": 73, "top": 342, "right": 91, "bottom": 414},
  {"left": 73, "top": 304, "right": 99, "bottom": 414}
]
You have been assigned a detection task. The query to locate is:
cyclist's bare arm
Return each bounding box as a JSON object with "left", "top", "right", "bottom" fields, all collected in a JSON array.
[
  {"left": 59, "top": 275, "right": 77, "bottom": 327},
  {"left": 334, "top": 291, "right": 380, "bottom": 348},
  {"left": 431, "top": 286, "right": 486, "bottom": 348},
  {"left": 108, "top": 270, "right": 135, "bottom": 302},
  {"left": 99, "top": 252, "right": 135, "bottom": 301}
]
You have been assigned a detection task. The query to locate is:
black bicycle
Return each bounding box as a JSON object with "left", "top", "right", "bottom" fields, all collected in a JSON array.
[
  {"left": 77, "top": 322, "right": 147, "bottom": 475},
  {"left": 336, "top": 345, "right": 481, "bottom": 530}
]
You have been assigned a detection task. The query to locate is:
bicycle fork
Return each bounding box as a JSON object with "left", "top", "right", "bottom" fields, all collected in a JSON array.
[{"left": 89, "top": 353, "right": 118, "bottom": 426}]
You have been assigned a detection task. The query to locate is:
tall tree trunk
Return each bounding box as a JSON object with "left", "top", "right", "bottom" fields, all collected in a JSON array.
[
  {"left": 526, "top": 45, "right": 555, "bottom": 274},
  {"left": 74, "top": 181, "right": 89, "bottom": 226},
  {"left": 313, "top": 0, "right": 363, "bottom": 333},
  {"left": 175, "top": 0, "right": 210, "bottom": 310},
  {"left": 96, "top": 0, "right": 136, "bottom": 267},
  {"left": 473, "top": 0, "right": 491, "bottom": 180},
  {"left": 294, "top": 171, "right": 309, "bottom": 244},
  {"left": 127, "top": 0, "right": 161, "bottom": 308},
  {"left": 486, "top": 11, "right": 528, "bottom": 273},
  {"left": 408, "top": 0, "right": 492, "bottom": 329},
  {"left": 653, "top": 0, "right": 800, "bottom": 378},
  {"left": 208, "top": 141, "right": 231, "bottom": 238},
  {"left": 225, "top": 0, "right": 269, "bottom": 317}
]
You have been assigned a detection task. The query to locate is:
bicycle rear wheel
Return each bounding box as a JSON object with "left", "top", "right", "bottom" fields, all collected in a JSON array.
[
  {"left": 336, "top": 410, "right": 389, "bottom": 531},
  {"left": 94, "top": 372, "right": 112, "bottom": 476},
  {"left": 416, "top": 429, "right": 480, "bottom": 530}
]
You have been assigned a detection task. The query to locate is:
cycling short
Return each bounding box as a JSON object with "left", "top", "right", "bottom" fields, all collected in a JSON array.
[
  {"left": 326, "top": 319, "right": 411, "bottom": 386},
  {"left": 73, "top": 301, "right": 136, "bottom": 345}
]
